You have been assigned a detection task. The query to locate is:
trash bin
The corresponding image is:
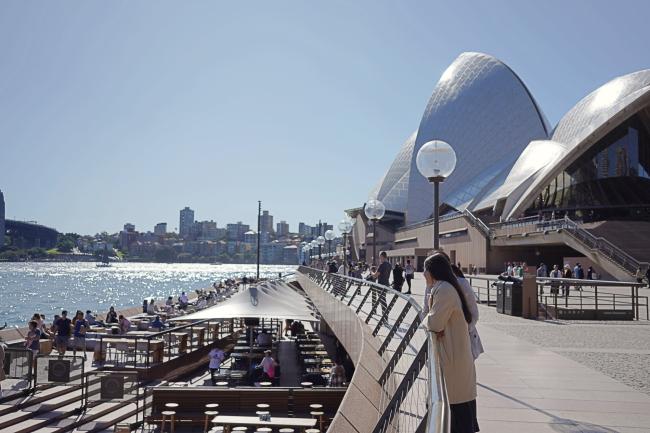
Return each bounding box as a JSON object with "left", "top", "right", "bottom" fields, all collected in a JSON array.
[
  {"left": 494, "top": 281, "right": 506, "bottom": 314},
  {"left": 504, "top": 280, "right": 523, "bottom": 317}
]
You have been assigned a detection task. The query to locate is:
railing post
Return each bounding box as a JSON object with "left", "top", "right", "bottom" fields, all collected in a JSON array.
[
  {"left": 594, "top": 285, "right": 599, "bottom": 315},
  {"left": 487, "top": 280, "right": 491, "bottom": 305}
]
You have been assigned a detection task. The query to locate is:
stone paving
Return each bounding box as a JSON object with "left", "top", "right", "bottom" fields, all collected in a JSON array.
[
  {"left": 479, "top": 306, "right": 650, "bottom": 396},
  {"left": 408, "top": 276, "right": 650, "bottom": 432}
]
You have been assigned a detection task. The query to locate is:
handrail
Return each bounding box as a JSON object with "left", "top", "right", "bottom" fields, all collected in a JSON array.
[
  {"left": 463, "top": 209, "right": 492, "bottom": 238},
  {"left": 491, "top": 215, "right": 649, "bottom": 275},
  {"left": 296, "top": 266, "right": 449, "bottom": 433}
]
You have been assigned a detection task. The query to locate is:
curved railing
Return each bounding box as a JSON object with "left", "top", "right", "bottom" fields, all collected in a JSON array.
[{"left": 297, "top": 266, "right": 449, "bottom": 433}]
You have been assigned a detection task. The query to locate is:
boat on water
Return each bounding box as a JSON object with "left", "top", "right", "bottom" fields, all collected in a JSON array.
[
  {"left": 95, "top": 262, "right": 112, "bottom": 267},
  {"left": 211, "top": 261, "right": 223, "bottom": 266}
]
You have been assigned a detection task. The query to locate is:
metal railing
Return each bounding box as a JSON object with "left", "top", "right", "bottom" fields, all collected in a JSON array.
[
  {"left": 96, "top": 318, "right": 228, "bottom": 369},
  {"left": 490, "top": 216, "right": 649, "bottom": 276},
  {"left": 466, "top": 274, "right": 648, "bottom": 320},
  {"left": 297, "top": 266, "right": 448, "bottom": 433},
  {"left": 463, "top": 209, "right": 492, "bottom": 239}
]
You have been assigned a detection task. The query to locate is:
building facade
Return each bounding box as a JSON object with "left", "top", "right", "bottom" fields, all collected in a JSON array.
[
  {"left": 260, "top": 210, "right": 274, "bottom": 234},
  {"left": 349, "top": 52, "right": 650, "bottom": 279},
  {"left": 179, "top": 207, "right": 195, "bottom": 238},
  {"left": 154, "top": 222, "right": 167, "bottom": 236},
  {"left": 276, "top": 220, "right": 289, "bottom": 237}
]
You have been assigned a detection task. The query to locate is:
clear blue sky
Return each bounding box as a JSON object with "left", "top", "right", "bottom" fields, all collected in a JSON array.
[{"left": 1, "top": 0, "right": 649, "bottom": 235}]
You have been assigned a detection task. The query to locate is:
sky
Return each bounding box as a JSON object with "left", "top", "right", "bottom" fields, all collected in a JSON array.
[{"left": 1, "top": 0, "right": 650, "bottom": 235}]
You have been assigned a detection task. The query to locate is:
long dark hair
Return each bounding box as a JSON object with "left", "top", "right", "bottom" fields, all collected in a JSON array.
[{"left": 424, "top": 253, "right": 472, "bottom": 324}]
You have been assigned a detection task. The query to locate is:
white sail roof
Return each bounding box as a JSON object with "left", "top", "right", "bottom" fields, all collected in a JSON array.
[{"left": 171, "top": 280, "right": 317, "bottom": 322}]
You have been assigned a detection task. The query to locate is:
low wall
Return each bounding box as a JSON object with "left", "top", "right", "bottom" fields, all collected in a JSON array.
[{"left": 296, "top": 274, "right": 393, "bottom": 433}]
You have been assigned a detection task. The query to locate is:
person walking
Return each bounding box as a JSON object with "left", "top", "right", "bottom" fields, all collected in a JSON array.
[
  {"left": 53, "top": 310, "right": 72, "bottom": 356},
  {"left": 392, "top": 262, "right": 405, "bottom": 293},
  {"left": 425, "top": 253, "right": 479, "bottom": 433},
  {"left": 404, "top": 259, "right": 415, "bottom": 295},
  {"left": 372, "top": 251, "right": 392, "bottom": 315}
]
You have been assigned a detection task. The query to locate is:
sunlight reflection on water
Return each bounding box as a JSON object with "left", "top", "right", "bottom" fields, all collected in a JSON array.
[{"left": 0, "top": 262, "right": 296, "bottom": 326}]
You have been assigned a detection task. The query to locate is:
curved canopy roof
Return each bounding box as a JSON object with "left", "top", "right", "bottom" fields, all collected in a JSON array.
[
  {"left": 370, "top": 52, "right": 549, "bottom": 223},
  {"left": 171, "top": 280, "right": 317, "bottom": 322},
  {"left": 504, "top": 70, "right": 650, "bottom": 219}
]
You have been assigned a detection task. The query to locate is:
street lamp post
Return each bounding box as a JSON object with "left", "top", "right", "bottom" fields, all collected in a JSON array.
[
  {"left": 324, "top": 229, "right": 335, "bottom": 259},
  {"left": 364, "top": 199, "right": 385, "bottom": 265},
  {"left": 316, "top": 235, "right": 325, "bottom": 260},
  {"left": 416, "top": 140, "right": 457, "bottom": 250},
  {"left": 338, "top": 219, "right": 352, "bottom": 275},
  {"left": 310, "top": 240, "right": 318, "bottom": 266}
]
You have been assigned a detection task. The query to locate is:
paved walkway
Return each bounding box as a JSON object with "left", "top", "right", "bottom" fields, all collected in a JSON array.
[{"left": 406, "top": 277, "right": 650, "bottom": 432}]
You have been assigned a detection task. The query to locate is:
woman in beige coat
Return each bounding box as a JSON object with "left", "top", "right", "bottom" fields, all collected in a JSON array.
[{"left": 425, "top": 253, "right": 479, "bottom": 433}]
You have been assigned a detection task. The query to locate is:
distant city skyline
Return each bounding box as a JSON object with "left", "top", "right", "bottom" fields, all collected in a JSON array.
[{"left": 2, "top": 1, "right": 650, "bottom": 234}]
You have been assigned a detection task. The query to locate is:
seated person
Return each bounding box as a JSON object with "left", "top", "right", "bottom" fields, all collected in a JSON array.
[
  {"left": 256, "top": 330, "right": 272, "bottom": 347},
  {"left": 150, "top": 316, "right": 164, "bottom": 331},
  {"left": 146, "top": 300, "right": 156, "bottom": 315},
  {"left": 84, "top": 310, "right": 102, "bottom": 326},
  {"left": 118, "top": 315, "right": 131, "bottom": 334}
]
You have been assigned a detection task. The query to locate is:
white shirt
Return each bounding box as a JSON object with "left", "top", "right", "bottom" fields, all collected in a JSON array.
[
  {"left": 179, "top": 294, "right": 189, "bottom": 304},
  {"left": 405, "top": 264, "right": 414, "bottom": 275}
]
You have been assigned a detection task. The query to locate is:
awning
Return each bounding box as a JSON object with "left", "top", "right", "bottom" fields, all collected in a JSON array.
[{"left": 171, "top": 280, "right": 318, "bottom": 322}]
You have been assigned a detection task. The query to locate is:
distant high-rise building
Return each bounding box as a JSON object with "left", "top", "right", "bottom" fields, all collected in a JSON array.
[
  {"left": 195, "top": 220, "right": 218, "bottom": 240},
  {"left": 0, "top": 189, "right": 5, "bottom": 247},
  {"left": 119, "top": 223, "right": 137, "bottom": 249},
  {"left": 260, "top": 210, "right": 274, "bottom": 234},
  {"left": 298, "top": 222, "right": 311, "bottom": 237},
  {"left": 276, "top": 220, "right": 289, "bottom": 237},
  {"left": 179, "top": 207, "right": 195, "bottom": 238},
  {"left": 226, "top": 221, "right": 250, "bottom": 241},
  {"left": 154, "top": 223, "right": 167, "bottom": 236}
]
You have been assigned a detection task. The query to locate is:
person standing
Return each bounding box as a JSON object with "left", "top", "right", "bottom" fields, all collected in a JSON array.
[
  {"left": 208, "top": 346, "right": 225, "bottom": 385},
  {"left": 73, "top": 312, "right": 88, "bottom": 359},
  {"left": 404, "top": 260, "right": 415, "bottom": 294},
  {"left": 53, "top": 310, "right": 72, "bottom": 355},
  {"left": 25, "top": 321, "right": 41, "bottom": 361},
  {"left": 451, "top": 264, "right": 484, "bottom": 360},
  {"left": 562, "top": 264, "right": 573, "bottom": 297},
  {"left": 105, "top": 306, "right": 118, "bottom": 324},
  {"left": 372, "top": 251, "right": 392, "bottom": 314},
  {"left": 425, "top": 253, "right": 479, "bottom": 433},
  {"left": 636, "top": 267, "right": 644, "bottom": 284}
]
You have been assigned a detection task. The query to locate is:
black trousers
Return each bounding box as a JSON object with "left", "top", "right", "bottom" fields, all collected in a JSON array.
[{"left": 450, "top": 399, "right": 479, "bottom": 433}]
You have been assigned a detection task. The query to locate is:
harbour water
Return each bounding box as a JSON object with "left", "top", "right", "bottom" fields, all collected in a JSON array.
[{"left": 0, "top": 262, "right": 296, "bottom": 327}]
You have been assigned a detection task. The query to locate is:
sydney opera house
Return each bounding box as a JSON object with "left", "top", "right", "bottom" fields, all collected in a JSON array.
[{"left": 347, "top": 52, "right": 650, "bottom": 280}]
